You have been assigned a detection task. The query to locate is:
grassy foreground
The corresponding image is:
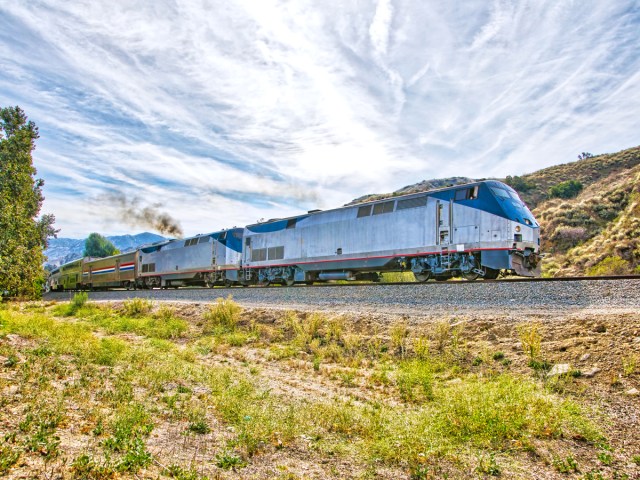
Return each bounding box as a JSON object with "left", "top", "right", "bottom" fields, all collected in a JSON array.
[{"left": 0, "top": 296, "right": 624, "bottom": 479}]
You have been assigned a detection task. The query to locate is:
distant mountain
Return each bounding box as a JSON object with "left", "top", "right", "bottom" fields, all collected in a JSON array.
[{"left": 44, "top": 232, "right": 167, "bottom": 268}]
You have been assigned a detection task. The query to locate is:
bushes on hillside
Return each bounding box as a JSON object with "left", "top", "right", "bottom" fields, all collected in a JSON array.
[
  {"left": 548, "top": 180, "right": 583, "bottom": 199},
  {"left": 505, "top": 175, "right": 535, "bottom": 192}
]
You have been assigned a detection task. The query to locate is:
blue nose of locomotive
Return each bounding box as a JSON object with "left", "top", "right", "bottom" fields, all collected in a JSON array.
[{"left": 483, "top": 181, "right": 538, "bottom": 227}]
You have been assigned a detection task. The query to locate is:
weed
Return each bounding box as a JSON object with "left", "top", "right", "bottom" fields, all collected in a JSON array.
[
  {"left": 116, "top": 437, "right": 152, "bottom": 472},
  {"left": 325, "top": 317, "right": 345, "bottom": 344},
  {"left": 529, "top": 359, "right": 552, "bottom": 372},
  {"left": 492, "top": 351, "right": 505, "bottom": 361},
  {"left": 164, "top": 464, "right": 208, "bottom": 479},
  {"left": 215, "top": 451, "right": 246, "bottom": 470},
  {"left": 396, "top": 359, "right": 434, "bottom": 403},
  {"left": 154, "top": 304, "right": 177, "bottom": 321},
  {"left": 583, "top": 470, "right": 605, "bottom": 480},
  {"left": 3, "top": 354, "right": 18, "bottom": 367},
  {"left": 177, "top": 384, "right": 191, "bottom": 394},
  {"left": 52, "top": 292, "right": 90, "bottom": 316},
  {"left": 553, "top": 455, "right": 579, "bottom": 473},
  {"left": 597, "top": 451, "right": 613, "bottom": 465},
  {"left": 122, "top": 298, "right": 153, "bottom": 317},
  {"left": 632, "top": 455, "right": 640, "bottom": 465},
  {"left": 518, "top": 323, "right": 543, "bottom": 361},
  {"left": 103, "top": 403, "right": 153, "bottom": 472},
  {"left": 476, "top": 453, "right": 501, "bottom": 476},
  {"left": 432, "top": 321, "right": 450, "bottom": 352},
  {"left": 187, "top": 420, "right": 210, "bottom": 435},
  {"left": 72, "top": 292, "right": 89, "bottom": 310},
  {"left": 71, "top": 454, "right": 115, "bottom": 479},
  {"left": 413, "top": 335, "right": 430, "bottom": 360},
  {"left": 472, "top": 356, "right": 483, "bottom": 366},
  {"left": 313, "top": 357, "right": 321, "bottom": 371},
  {"left": 25, "top": 424, "right": 60, "bottom": 459},
  {"left": 390, "top": 321, "right": 409, "bottom": 357},
  {"left": 91, "top": 338, "right": 127, "bottom": 366},
  {"left": 203, "top": 296, "right": 242, "bottom": 333},
  {"left": 622, "top": 355, "right": 637, "bottom": 376},
  {"left": 339, "top": 370, "right": 357, "bottom": 387},
  {"left": 0, "top": 442, "right": 20, "bottom": 475}
]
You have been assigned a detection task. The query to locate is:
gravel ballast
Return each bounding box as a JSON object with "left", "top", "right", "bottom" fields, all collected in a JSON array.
[{"left": 43, "top": 278, "right": 640, "bottom": 314}]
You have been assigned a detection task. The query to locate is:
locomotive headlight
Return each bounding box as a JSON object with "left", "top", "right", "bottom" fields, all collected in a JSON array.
[{"left": 515, "top": 226, "right": 521, "bottom": 232}]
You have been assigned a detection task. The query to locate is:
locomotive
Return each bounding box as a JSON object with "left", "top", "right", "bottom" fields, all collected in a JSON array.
[{"left": 46, "top": 180, "right": 541, "bottom": 291}]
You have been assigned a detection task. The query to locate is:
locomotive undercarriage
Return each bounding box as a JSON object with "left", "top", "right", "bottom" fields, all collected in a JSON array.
[{"left": 407, "top": 252, "right": 492, "bottom": 282}]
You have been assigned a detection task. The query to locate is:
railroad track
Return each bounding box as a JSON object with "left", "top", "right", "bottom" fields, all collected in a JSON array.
[
  {"left": 40, "top": 276, "right": 640, "bottom": 315},
  {"left": 38, "top": 274, "right": 640, "bottom": 296}
]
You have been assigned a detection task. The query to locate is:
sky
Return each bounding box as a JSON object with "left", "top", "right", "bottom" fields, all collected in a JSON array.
[{"left": 1, "top": 1, "right": 639, "bottom": 239}]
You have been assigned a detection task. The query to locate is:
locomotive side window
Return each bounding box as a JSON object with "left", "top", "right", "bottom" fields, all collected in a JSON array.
[
  {"left": 397, "top": 196, "right": 427, "bottom": 210},
  {"left": 373, "top": 201, "right": 395, "bottom": 215},
  {"left": 286, "top": 219, "right": 297, "bottom": 229},
  {"left": 268, "top": 246, "right": 284, "bottom": 260},
  {"left": 198, "top": 236, "right": 209, "bottom": 244},
  {"left": 141, "top": 263, "right": 156, "bottom": 273},
  {"left": 184, "top": 238, "right": 198, "bottom": 247},
  {"left": 251, "top": 248, "right": 267, "bottom": 262},
  {"left": 357, "top": 205, "right": 372, "bottom": 218}
]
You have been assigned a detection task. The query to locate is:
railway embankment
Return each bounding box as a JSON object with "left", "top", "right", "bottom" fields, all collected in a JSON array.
[{"left": 0, "top": 281, "right": 636, "bottom": 478}]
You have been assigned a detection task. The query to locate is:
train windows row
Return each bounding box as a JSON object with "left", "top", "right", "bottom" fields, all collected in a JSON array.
[{"left": 357, "top": 195, "right": 429, "bottom": 219}]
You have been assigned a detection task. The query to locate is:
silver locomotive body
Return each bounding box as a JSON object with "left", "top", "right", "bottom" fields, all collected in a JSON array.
[
  {"left": 137, "top": 228, "right": 243, "bottom": 288},
  {"left": 241, "top": 181, "right": 540, "bottom": 284}
]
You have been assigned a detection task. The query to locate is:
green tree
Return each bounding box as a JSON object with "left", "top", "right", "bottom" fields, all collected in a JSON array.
[
  {"left": 505, "top": 175, "right": 535, "bottom": 192},
  {"left": 0, "top": 106, "right": 57, "bottom": 298},
  {"left": 548, "top": 180, "right": 583, "bottom": 199},
  {"left": 83, "top": 233, "right": 120, "bottom": 258}
]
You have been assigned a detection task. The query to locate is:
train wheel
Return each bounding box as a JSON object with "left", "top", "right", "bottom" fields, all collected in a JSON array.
[
  {"left": 463, "top": 272, "right": 480, "bottom": 281},
  {"left": 224, "top": 280, "right": 233, "bottom": 288},
  {"left": 284, "top": 277, "right": 295, "bottom": 287},
  {"left": 413, "top": 272, "right": 431, "bottom": 282}
]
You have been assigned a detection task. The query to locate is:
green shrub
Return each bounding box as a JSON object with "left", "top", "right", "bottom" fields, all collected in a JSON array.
[
  {"left": 123, "top": 298, "right": 153, "bottom": 317},
  {"left": 396, "top": 359, "right": 434, "bottom": 402},
  {"left": 203, "top": 296, "right": 242, "bottom": 333},
  {"left": 548, "top": 180, "right": 583, "bottom": 199},
  {"left": 587, "top": 256, "right": 630, "bottom": 276},
  {"left": 0, "top": 442, "right": 21, "bottom": 475}
]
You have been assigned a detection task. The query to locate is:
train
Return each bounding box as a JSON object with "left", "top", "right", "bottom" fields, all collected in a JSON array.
[{"left": 45, "top": 180, "right": 541, "bottom": 291}]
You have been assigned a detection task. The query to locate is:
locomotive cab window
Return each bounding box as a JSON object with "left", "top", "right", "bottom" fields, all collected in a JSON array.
[{"left": 454, "top": 186, "right": 479, "bottom": 201}]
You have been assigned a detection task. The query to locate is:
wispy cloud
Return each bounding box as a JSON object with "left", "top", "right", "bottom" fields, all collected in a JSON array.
[{"left": 1, "top": 0, "right": 638, "bottom": 237}]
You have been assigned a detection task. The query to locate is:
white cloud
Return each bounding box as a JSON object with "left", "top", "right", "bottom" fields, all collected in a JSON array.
[{"left": 0, "top": 0, "right": 638, "bottom": 237}]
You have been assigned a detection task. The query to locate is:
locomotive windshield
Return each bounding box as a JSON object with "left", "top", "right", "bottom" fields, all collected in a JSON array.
[{"left": 487, "top": 182, "right": 538, "bottom": 227}]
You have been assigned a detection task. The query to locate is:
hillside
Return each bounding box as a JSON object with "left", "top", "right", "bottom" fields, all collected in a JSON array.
[
  {"left": 536, "top": 162, "right": 640, "bottom": 276},
  {"left": 506, "top": 146, "right": 640, "bottom": 210},
  {"left": 44, "top": 232, "right": 167, "bottom": 268}
]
